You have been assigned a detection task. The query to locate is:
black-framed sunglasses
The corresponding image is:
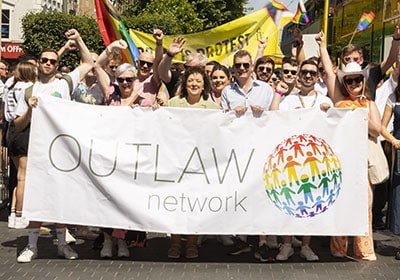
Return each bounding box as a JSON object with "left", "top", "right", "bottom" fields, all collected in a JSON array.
[
  {"left": 283, "top": 69, "right": 297, "bottom": 75},
  {"left": 344, "top": 76, "right": 363, "bottom": 85},
  {"left": 109, "top": 65, "right": 118, "bottom": 70},
  {"left": 257, "top": 66, "right": 272, "bottom": 73},
  {"left": 139, "top": 60, "right": 153, "bottom": 67},
  {"left": 117, "top": 77, "right": 135, "bottom": 83},
  {"left": 300, "top": 70, "right": 318, "bottom": 77},
  {"left": 234, "top": 63, "right": 250, "bottom": 69},
  {"left": 40, "top": 57, "right": 57, "bottom": 65}
]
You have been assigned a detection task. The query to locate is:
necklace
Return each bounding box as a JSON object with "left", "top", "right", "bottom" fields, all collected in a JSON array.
[{"left": 297, "top": 91, "right": 318, "bottom": 108}]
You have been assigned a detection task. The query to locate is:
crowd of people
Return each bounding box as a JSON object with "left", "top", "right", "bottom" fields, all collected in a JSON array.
[{"left": 1, "top": 23, "right": 400, "bottom": 263}]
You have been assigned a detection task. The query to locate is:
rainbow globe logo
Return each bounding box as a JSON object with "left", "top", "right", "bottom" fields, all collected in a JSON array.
[{"left": 264, "top": 134, "right": 342, "bottom": 218}]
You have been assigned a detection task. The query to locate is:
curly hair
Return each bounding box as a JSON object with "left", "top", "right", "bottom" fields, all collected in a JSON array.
[{"left": 179, "top": 66, "right": 211, "bottom": 101}]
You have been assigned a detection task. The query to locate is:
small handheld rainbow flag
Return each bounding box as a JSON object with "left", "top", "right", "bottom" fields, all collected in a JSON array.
[
  {"left": 356, "top": 11, "right": 375, "bottom": 31},
  {"left": 265, "top": 0, "right": 289, "bottom": 21},
  {"left": 291, "top": 0, "right": 310, "bottom": 26},
  {"left": 95, "top": 0, "right": 140, "bottom": 67}
]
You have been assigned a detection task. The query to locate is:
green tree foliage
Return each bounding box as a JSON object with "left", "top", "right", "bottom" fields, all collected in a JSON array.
[
  {"left": 121, "top": 0, "right": 249, "bottom": 34},
  {"left": 21, "top": 12, "right": 104, "bottom": 68}
]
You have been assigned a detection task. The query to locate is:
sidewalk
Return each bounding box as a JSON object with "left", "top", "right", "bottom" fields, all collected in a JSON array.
[{"left": 1, "top": 209, "right": 400, "bottom": 280}]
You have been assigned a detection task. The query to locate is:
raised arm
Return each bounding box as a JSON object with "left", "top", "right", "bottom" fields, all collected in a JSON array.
[
  {"left": 158, "top": 36, "right": 185, "bottom": 84},
  {"left": 64, "top": 29, "right": 94, "bottom": 80},
  {"left": 380, "top": 23, "right": 400, "bottom": 74},
  {"left": 293, "top": 28, "right": 306, "bottom": 65},
  {"left": 151, "top": 29, "right": 164, "bottom": 86},
  {"left": 255, "top": 38, "right": 267, "bottom": 61},
  {"left": 315, "top": 31, "right": 342, "bottom": 104},
  {"left": 96, "top": 39, "right": 128, "bottom": 94}
]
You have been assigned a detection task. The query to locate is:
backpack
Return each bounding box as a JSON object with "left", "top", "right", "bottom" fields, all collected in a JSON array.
[{"left": 24, "top": 74, "right": 74, "bottom": 103}]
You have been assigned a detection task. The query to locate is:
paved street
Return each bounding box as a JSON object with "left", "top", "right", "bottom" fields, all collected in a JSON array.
[{"left": 1, "top": 208, "right": 400, "bottom": 280}]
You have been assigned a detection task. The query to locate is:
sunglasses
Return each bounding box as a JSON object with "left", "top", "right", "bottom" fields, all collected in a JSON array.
[
  {"left": 109, "top": 65, "right": 118, "bottom": 70},
  {"left": 344, "top": 76, "right": 363, "bottom": 85},
  {"left": 318, "top": 67, "right": 325, "bottom": 73},
  {"left": 271, "top": 77, "right": 279, "bottom": 82},
  {"left": 257, "top": 66, "right": 272, "bottom": 73},
  {"left": 139, "top": 60, "right": 153, "bottom": 67},
  {"left": 40, "top": 57, "right": 57, "bottom": 65},
  {"left": 343, "top": 56, "right": 361, "bottom": 63},
  {"left": 300, "top": 70, "right": 318, "bottom": 77},
  {"left": 234, "top": 63, "right": 250, "bottom": 69},
  {"left": 283, "top": 69, "right": 297, "bottom": 75},
  {"left": 117, "top": 77, "right": 135, "bottom": 83}
]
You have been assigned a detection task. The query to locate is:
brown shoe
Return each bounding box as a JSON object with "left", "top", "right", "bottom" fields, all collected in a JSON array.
[
  {"left": 185, "top": 235, "right": 199, "bottom": 258},
  {"left": 186, "top": 245, "right": 199, "bottom": 259},
  {"left": 168, "top": 234, "right": 181, "bottom": 258}
]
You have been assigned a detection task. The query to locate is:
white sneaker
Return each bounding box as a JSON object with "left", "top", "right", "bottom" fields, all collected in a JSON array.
[
  {"left": 300, "top": 245, "right": 319, "bottom": 261},
  {"left": 8, "top": 215, "right": 15, "bottom": 229},
  {"left": 57, "top": 244, "right": 78, "bottom": 260},
  {"left": 266, "top": 235, "right": 279, "bottom": 249},
  {"left": 100, "top": 239, "right": 113, "bottom": 258},
  {"left": 14, "top": 217, "right": 29, "bottom": 229},
  {"left": 17, "top": 246, "right": 38, "bottom": 263},
  {"left": 276, "top": 243, "right": 294, "bottom": 261},
  {"left": 117, "top": 239, "right": 130, "bottom": 258},
  {"left": 292, "top": 236, "right": 302, "bottom": 248}
]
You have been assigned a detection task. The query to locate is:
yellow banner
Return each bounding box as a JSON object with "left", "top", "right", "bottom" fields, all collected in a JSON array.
[{"left": 129, "top": 8, "right": 292, "bottom": 65}]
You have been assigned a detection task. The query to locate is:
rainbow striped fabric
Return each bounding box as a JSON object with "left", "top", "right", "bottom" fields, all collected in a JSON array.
[
  {"left": 95, "top": 0, "right": 140, "bottom": 67},
  {"left": 265, "top": 0, "right": 289, "bottom": 21},
  {"left": 356, "top": 11, "right": 375, "bottom": 31},
  {"left": 291, "top": 0, "right": 310, "bottom": 25}
]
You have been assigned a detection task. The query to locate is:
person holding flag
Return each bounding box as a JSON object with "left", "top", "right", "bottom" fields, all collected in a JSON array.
[{"left": 339, "top": 20, "right": 400, "bottom": 100}]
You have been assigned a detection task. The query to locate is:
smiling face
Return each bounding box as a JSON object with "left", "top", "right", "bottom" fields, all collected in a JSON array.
[
  {"left": 255, "top": 62, "right": 274, "bottom": 82},
  {"left": 137, "top": 52, "right": 154, "bottom": 78},
  {"left": 281, "top": 62, "right": 298, "bottom": 85},
  {"left": 233, "top": 54, "right": 253, "bottom": 81},
  {"left": 299, "top": 63, "right": 319, "bottom": 89},
  {"left": 117, "top": 70, "right": 136, "bottom": 98},
  {"left": 186, "top": 72, "right": 205, "bottom": 101},
  {"left": 211, "top": 70, "right": 230, "bottom": 94},
  {"left": 344, "top": 74, "right": 364, "bottom": 97}
]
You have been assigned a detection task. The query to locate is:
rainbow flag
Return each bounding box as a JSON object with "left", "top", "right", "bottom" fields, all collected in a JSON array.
[
  {"left": 95, "top": 0, "right": 140, "bottom": 67},
  {"left": 356, "top": 11, "right": 375, "bottom": 31},
  {"left": 291, "top": 0, "right": 310, "bottom": 25},
  {"left": 265, "top": 0, "right": 289, "bottom": 21}
]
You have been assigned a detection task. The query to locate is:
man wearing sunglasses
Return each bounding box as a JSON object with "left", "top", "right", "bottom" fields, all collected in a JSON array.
[
  {"left": 14, "top": 28, "right": 93, "bottom": 263},
  {"left": 221, "top": 50, "right": 277, "bottom": 116},
  {"left": 276, "top": 57, "right": 299, "bottom": 97},
  {"left": 254, "top": 56, "right": 275, "bottom": 85},
  {"left": 339, "top": 23, "right": 400, "bottom": 100},
  {"left": 133, "top": 29, "right": 164, "bottom": 104},
  {"left": 277, "top": 59, "right": 333, "bottom": 111}
]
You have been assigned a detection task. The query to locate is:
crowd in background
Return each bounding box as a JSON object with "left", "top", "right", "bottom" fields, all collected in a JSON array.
[{"left": 1, "top": 23, "right": 400, "bottom": 263}]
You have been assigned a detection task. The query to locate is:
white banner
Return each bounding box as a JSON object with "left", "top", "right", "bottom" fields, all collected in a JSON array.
[{"left": 24, "top": 96, "right": 369, "bottom": 236}]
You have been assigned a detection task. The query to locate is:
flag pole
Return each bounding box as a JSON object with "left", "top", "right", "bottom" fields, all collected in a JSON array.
[
  {"left": 349, "top": 28, "right": 358, "bottom": 45},
  {"left": 323, "top": 0, "right": 329, "bottom": 45}
]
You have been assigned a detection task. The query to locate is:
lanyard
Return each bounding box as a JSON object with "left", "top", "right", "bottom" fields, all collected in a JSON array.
[{"left": 297, "top": 92, "right": 318, "bottom": 108}]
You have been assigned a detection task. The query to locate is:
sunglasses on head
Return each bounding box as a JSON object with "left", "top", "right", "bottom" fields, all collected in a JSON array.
[
  {"left": 40, "top": 57, "right": 57, "bottom": 65},
  {"left": 343, "top": 56, "right": 361, "bottom": 63},
  {"left": 300, "top": 70, "right": 318, "bottom": 77},
  {"left": 234, "top": 63, "right": 250, "bottom": 69},
  {"left": 344, "top": 75, "right": 363, "bottom": 85},
  {"left": 139, "top": 60, "right": 153, "bottom": 67},
  {"left": 117, "top": 77, "right": 135, "bottom": 83},
  {"left": 257, "top": 66, "right": 272, "bottom": 73},
  {"left": 283, "top": 69, "right": 297, "bottom": 75}
]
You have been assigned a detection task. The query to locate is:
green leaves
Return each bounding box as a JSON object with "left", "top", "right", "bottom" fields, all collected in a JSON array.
[{"left": 21, "top": 12, "right": 103, "bottom": 69}]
